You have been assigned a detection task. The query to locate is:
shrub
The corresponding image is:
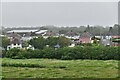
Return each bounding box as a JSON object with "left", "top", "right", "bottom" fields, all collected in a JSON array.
[
  {"left": 41, "top": 47, "right": 56, "bottom": 59},
  {"left": 5, "top": 46, "right": 120, "bottom": 60},
  {"left": 1, "top": 50, "right": 6, "bottom": 58},
  {"left": 5, "top": 48, "right": 21, "bottom": 58}
]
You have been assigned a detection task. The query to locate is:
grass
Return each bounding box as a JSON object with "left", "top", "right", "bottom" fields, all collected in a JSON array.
[{"left": 1, "top": 58, "right": 119, "bottom": 78}]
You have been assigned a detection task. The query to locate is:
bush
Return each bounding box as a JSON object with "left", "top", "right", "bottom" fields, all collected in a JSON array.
[
  {"left": 5, "top": 46, "right": 120, "bottom": 60},
  {"left": 41, "top": 47, "right": 56, "bottom": 59},
  {"left": 60, "top": 46, "right": 119, "bottom": 60},
  {"left": 5, "top": 48, "right": 21, "bottom": 58},
  {"left": 0, "top": 50, "right": 6, "bottom": 58}
]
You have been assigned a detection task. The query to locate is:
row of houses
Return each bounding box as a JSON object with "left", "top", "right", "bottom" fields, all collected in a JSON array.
[{"left": 1, "top": 28, "right": 120, "bottom": 50}]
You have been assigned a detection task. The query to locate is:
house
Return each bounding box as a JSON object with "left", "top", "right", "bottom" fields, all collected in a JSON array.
[
  {"left": 64, "top": 30, "right": 79, "bottom": 45},
  {"left": 79, "top": 31, "right": 91, "bottom": 43},
  {"left": 65, "top": 30, "right": 79, "bottom": 39},
  {"left": 35, "top": 30, "right": 48, "bottom": 36},
  {"left": 100, "top": 35, "right": 120, "bottom": 46},
  {"left": 65, "top": 30, "right": 78, "bottom": 37},
  {"left": 43, "top": 31, "right": 57, "bottom": 38},
  {"left": 7, "top": 32, "right": 22, "bottom": 50},
  {"left": 101, "top": 38, "right": 111, "bottom": 46},
  {"left": 111, "top": 36, "right": 120, "bottom": 46},
  {"left": 91, "top": 36, "right": 101, "bottom": 44}
]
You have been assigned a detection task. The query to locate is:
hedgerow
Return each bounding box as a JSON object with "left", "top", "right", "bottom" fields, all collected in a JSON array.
[{"left": 4, "top": 46, "right": 120, "bottom": 60}]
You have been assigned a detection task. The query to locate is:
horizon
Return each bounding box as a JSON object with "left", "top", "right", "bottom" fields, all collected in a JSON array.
[{"left": 1, "top": 24, "right": 118, "bottom": 29}]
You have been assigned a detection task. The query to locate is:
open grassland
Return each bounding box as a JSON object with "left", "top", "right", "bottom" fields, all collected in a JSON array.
[{"left": 1, "top": 58, "right": 119, "bottom": 78}]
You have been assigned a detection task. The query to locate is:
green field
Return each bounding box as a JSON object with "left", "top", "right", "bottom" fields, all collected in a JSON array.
[{"left": 1, "top": 58, "right": 119, "bottom": 78}]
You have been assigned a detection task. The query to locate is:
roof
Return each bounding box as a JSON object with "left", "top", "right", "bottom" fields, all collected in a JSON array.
[
  {"left": 65, "top": 30, "right": 78, "bottom": 36},
  {"left": 112, "top": 36, "right": 120, "bottom": 38},
  {"left": 44, "top": 31, "right": 56, "bottom": 36},
  {"left": 8, "top": 33, "right": 22, "bottom": 38},
  {"left": 80, "top": 32, "right": 91, "bottom": 38},
  {"left": 35, "top": 30, "right": 48, "bottom": 34},
  {"left": 7, "top": 30, "right": 39, "bottom": 33},
  {"left": 11, "top": 38, "right": 22, "bottom": 44}
]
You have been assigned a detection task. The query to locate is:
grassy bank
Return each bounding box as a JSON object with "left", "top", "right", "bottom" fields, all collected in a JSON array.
[{"left": 1, "top": 58, "right": 119, "bottom": 78}]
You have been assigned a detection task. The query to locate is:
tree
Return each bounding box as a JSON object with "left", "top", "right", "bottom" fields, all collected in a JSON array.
[
  {"left": 46, "top": 36, "right": 71, "bottom": 48},
  {"left": 46, "top": 37, "right": 58, "bottom": 48},
  {"left": 1, "top": 37, "right": 10, "bottom": 49},
  {"left": 85, "top": 25, "right": 90, "bottom": 32},
  {"left": 58, "top": 36, "right": 71, "bottom": 47},
  {"left": 59, "top": 30, "right": 67, "bottom": 34},
  {"left": 29, "top": 37, "right": 46, "bottom": 49},
  {"left": 22, "top": 41, "right": 29, "bottom": 48}
]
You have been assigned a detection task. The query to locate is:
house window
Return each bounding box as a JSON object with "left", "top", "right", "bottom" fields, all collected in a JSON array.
[{"left": 8, "top": 47, "right": 11, "bottom": 49}]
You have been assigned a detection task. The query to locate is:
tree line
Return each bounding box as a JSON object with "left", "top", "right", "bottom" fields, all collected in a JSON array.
[{"left": 1, "top": 24, "right": 120, "bottom": 36}]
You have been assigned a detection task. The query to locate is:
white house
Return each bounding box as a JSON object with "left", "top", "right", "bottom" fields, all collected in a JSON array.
[
  {"left": 7, "top": 33, "right": 23, "bottom": 50},
  {"left": 7, "top": 44, "right": 22, "bottom": 50}
]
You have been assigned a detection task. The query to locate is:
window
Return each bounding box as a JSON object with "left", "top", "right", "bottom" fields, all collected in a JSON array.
[{"left": 8, "top": 47, "right": 11, "bottom": 49}]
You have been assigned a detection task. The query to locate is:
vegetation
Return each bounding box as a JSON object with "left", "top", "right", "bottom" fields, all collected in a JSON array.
[
  {"left": 22, "top": 41, "right": 29, "bottom": 48},
  {"left": 2, "top": 58, "right": 119, "bottom": 78},
  {"left": 0, "top": 37, "right": 10, "bottom": 49},
  {"left": 29, "top": 36, "right": 71, "bottom": 49},
  {"left": 4, "top": 46, "right": 120, "bottom": 60},
  {"left": 46, "top": 36, "right": 71, "bottom": 48},
  {"left": 29, "top": 37, "right": 46, "bottom": 49},
  {"left": 1, "top": 24, "right": 120, "bottom": 78}
]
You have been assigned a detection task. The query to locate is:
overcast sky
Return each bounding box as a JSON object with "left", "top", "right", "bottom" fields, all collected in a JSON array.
[
  {"left": 1, "top": 0, "right": 119, "bottom": 2},
  {"left": 1, "top": 1, "right": 118, "bottom": 27}
]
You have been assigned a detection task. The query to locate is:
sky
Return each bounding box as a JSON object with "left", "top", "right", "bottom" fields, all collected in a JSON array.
[
  {"left": 1, "top": 0, "right": 119, "bottom": 2},
  {"left": 0, "top": 0, "right": 119, "bottom": 27}
]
